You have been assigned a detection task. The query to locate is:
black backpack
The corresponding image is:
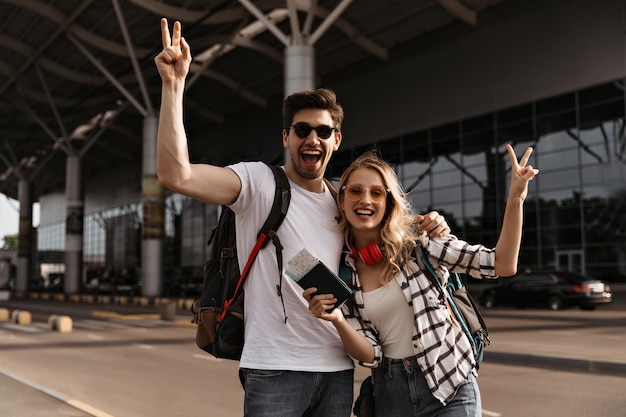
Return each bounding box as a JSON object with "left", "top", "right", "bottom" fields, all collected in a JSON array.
[{"left": 192, "top": 163, "right": 291, "bottom": 360}]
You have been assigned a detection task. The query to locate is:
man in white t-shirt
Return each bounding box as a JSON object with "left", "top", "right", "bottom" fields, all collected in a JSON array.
[{"left": 155, "top": 19, "right": 449, "bottom": 417}]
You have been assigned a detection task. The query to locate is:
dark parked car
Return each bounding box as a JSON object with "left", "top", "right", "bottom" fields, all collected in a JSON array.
[{"left": 479, "top": 270, "right": 613, "bottom": 310}]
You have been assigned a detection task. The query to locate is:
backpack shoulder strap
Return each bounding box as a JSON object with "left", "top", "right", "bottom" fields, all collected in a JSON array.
[
  {"left": 414, "top": 241, "right": 440, "bottom": 286},
  {"left": 338, "top": 247, "right": 352, "bottom": 283},
  {"left": 221, "top": 163, "right": 291, "bottom": 321},
  {"left": 324, "top": 180, "right": 350, "bottom": 284},
  {"left": 323, "top": 177, "right": 337, "bottom": 201},
  {"left": 257, "top": 164, "right": 291, "bottom": 248}
]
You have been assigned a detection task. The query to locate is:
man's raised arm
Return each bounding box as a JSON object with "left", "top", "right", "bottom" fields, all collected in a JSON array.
[{"left": 154, "top": 18, "right": 240, "bottom": 206}]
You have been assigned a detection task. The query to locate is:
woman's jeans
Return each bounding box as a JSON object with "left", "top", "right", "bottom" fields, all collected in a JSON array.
[
  {"left": 371, "top": 357, "right": 481, "bottom": 417},
  {"left": 241, "top": 368, "right": 354, "bottom": 417}
]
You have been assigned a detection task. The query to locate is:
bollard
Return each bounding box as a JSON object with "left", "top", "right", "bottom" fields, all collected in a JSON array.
[
  {"left": 116, "top": 296, "right": 129, "bottom": 305},
  {"left": 134, "top": 296, "right": 150, "bottom": 307},
  {"left": 177, "top": 298, "right": 194, "bottom": 311},
  {"left": 11, "top": 310, "right": 32, "bottom": 325},
  {"left": 98, "top": 295, "right": 111, "bottom": 304},
  {"left": 48, "top": 315, "right": 73, "bottom": 333},
  {"left": 160, "top": 301, "right": 177, "bottom": 321},
  {"left": 0, "top": 308, "right": 9, "bottom": 322}
]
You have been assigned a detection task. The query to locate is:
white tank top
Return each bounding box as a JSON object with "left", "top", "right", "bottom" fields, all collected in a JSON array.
[{"left": 363, "top": 281, "right": 415, "bottom": 359}]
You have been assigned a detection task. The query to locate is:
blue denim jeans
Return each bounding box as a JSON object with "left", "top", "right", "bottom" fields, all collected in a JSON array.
[
  {"left": 241, "top": 368, "right": 354, "bottom": 417},
  {"left": 371, "top": 357, "right": 481, "bottom": 417}
]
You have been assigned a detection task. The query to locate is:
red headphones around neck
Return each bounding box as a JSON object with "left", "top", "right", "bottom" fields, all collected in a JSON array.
[{"left": 351, "top": 243, "right": 384, "bottom": 265}]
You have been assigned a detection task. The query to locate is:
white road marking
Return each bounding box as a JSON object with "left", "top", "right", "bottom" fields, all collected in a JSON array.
[
  {"left": 0, "top": 367, "right": 118, "bottom": 417},
  {"left": 132, "top": 343, "right": 154, "bottom": 349},
  {"left": 193, "top": 353, "right": 222, "bottom": 361}
]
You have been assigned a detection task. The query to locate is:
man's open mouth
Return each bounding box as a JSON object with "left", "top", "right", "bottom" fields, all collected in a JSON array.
[{"left": 301, "top": 149, "right": 322, "bottom": 165}]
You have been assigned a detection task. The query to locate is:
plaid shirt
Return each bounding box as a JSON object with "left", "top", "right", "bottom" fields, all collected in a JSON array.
[{"left": 342, "top": 233, "right": 497, "bottom": 405}]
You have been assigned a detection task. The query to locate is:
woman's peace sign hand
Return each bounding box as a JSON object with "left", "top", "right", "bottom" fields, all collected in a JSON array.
[
  {"left": 506, "top": 144, "right": 539, "bottom": 202},
  {"left": 154, "top": 18, "right": 191, "bottom": 85}
]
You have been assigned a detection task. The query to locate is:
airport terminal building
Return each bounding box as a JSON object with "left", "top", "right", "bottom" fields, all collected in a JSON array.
[{"left": 1, "top": 0, "right": 625, "bottom": 297}]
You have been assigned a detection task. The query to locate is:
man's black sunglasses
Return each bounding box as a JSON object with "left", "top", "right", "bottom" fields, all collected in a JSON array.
[{"left": 286, "top": 122, "right": 339, "bottom": 140}]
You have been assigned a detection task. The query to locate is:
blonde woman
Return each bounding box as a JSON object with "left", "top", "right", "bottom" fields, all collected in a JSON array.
[{"left": 304, "top": 146, "right": 538, "bottom": 416}]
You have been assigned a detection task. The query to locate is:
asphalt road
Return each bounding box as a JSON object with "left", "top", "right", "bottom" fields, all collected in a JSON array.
[{"left": 1, "top": 293, "right": 625, "bottom": 417}]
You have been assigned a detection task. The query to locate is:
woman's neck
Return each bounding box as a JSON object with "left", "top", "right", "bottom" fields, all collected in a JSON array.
[{"left": 352, "top": 230, "right": 381, "bottom": 249}]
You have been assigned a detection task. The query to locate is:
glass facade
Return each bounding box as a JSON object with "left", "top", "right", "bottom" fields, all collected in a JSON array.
[
  {"left": 34, "top": 78, "right": 626, "bottom": 294},
  {"left": 328, "top": 80, "right": 626, "bottom": 281},
  {"left": 37, "top": 204, "right": 143, "bottom": 291}
]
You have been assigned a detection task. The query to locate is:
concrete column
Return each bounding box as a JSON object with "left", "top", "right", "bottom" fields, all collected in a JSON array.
[
  {"left": 284, "top": 44, "right": 315, "bottom": 96},
  {"left": 284, "top": 44, "right": 316, "bottom": 163},
  {"left": 141, "top": 114, "right": 164, "bottom": 297},
  {"left": 64, "top": 155, "right": 83, "bottom": 294},
  {"left": 15, "top": 179, "right": 32, "bottom": 294}
]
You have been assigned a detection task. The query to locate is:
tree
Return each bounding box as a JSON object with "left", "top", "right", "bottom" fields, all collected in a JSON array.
[{"left": 1, "top": 234, "right": 17, "bottom": 250}]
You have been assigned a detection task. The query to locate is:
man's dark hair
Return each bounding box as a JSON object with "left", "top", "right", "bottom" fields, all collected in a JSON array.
[{"left": 282, "top": 88, "right": 344, "bottom": 130}]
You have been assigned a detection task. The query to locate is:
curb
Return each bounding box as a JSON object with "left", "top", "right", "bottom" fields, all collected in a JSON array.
[{"left": 484, "top": 350, "right": 626, "bottom": 378}]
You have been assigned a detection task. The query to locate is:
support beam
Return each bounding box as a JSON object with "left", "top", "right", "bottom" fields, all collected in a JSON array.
[
  {"left": 35, "top": 64, "right": 68, "bottom": 140},
  {"left": 67, "top": 33, "right": 147, "bottom": 117},
  {"left": 302, "top": 0, "right": 318, "bottom": 35},
  {"left": 79, "top": 105, "right": 128, "bottom": 158},
  {"left": 309, "top": 0, "right": 353, "bottom": 44},
  {"left": 438, "top": 0, "right": 477, "bottom": 26},
  {"left": 238, "top": 0, "right": 290, "bottom": 46},
  {"left": 0, "top": 0, "right": 93, "bottom": 97},
  {"left": 287, "top": 0, "right": 303, "bottom": 44},
  {"left": 1, "top": 141, "right": 18, "bottom": 167},
  {"left": 112, "top": 0, "right": 153, "bottom": 115},
  {"left": 15, "top": 95, "right": 72, "bottom": 155}
]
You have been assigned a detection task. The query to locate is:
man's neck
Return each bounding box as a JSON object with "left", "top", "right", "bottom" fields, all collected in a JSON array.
[{"left": 284, "top": 165, "right": 325, "bottom": 194}]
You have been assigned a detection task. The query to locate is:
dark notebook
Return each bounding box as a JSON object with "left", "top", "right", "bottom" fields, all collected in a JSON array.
[{"left": 287, "top": 249, "right": 353, "bottom": 312}]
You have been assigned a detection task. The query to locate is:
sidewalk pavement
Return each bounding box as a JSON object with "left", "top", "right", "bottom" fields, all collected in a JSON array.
[
  {"left": 462, "top": 282, "right": 626, "bottom": 378},
  {"left": 477, "top": 308, "right": 626, "bottom": 378}
]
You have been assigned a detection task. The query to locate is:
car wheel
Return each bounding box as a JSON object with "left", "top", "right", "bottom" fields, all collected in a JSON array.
[
  {"left": 547, "top": 296, "right": 563, "bottom": 310},
  {"left": 482, "top": 293, "right": 497, "bottom": 309}
]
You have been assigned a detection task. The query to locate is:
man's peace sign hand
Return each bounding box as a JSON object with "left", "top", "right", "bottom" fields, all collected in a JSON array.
[{"left": 154, "top": 18, "right": 191, "bottom": 85}]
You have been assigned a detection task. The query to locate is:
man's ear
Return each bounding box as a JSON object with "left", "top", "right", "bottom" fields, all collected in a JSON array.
[
  {"left": 282, "top": 128, "right": 289, "bottom": 148},
  {"left": 333, "top": 131, "right": 342, "bottom": 151}
]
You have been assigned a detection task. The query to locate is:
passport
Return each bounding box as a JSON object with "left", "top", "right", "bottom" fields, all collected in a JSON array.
[{"left": 287, "top": 249, "right": 353, "bottom": 312}]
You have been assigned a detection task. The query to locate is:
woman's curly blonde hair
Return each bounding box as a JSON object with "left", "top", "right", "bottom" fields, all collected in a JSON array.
[{"left": 337, "top": 150, "right": 419, "bottom": 283}]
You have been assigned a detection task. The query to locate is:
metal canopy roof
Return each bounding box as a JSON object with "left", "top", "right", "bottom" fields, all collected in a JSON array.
[{"left": 0, "top": 0, "right": 504, "bottom": 202}]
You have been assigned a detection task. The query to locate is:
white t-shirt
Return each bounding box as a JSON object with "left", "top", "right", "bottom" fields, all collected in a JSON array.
[{"left": 228, "top": 161, "right": 354, "bottom": 371}]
